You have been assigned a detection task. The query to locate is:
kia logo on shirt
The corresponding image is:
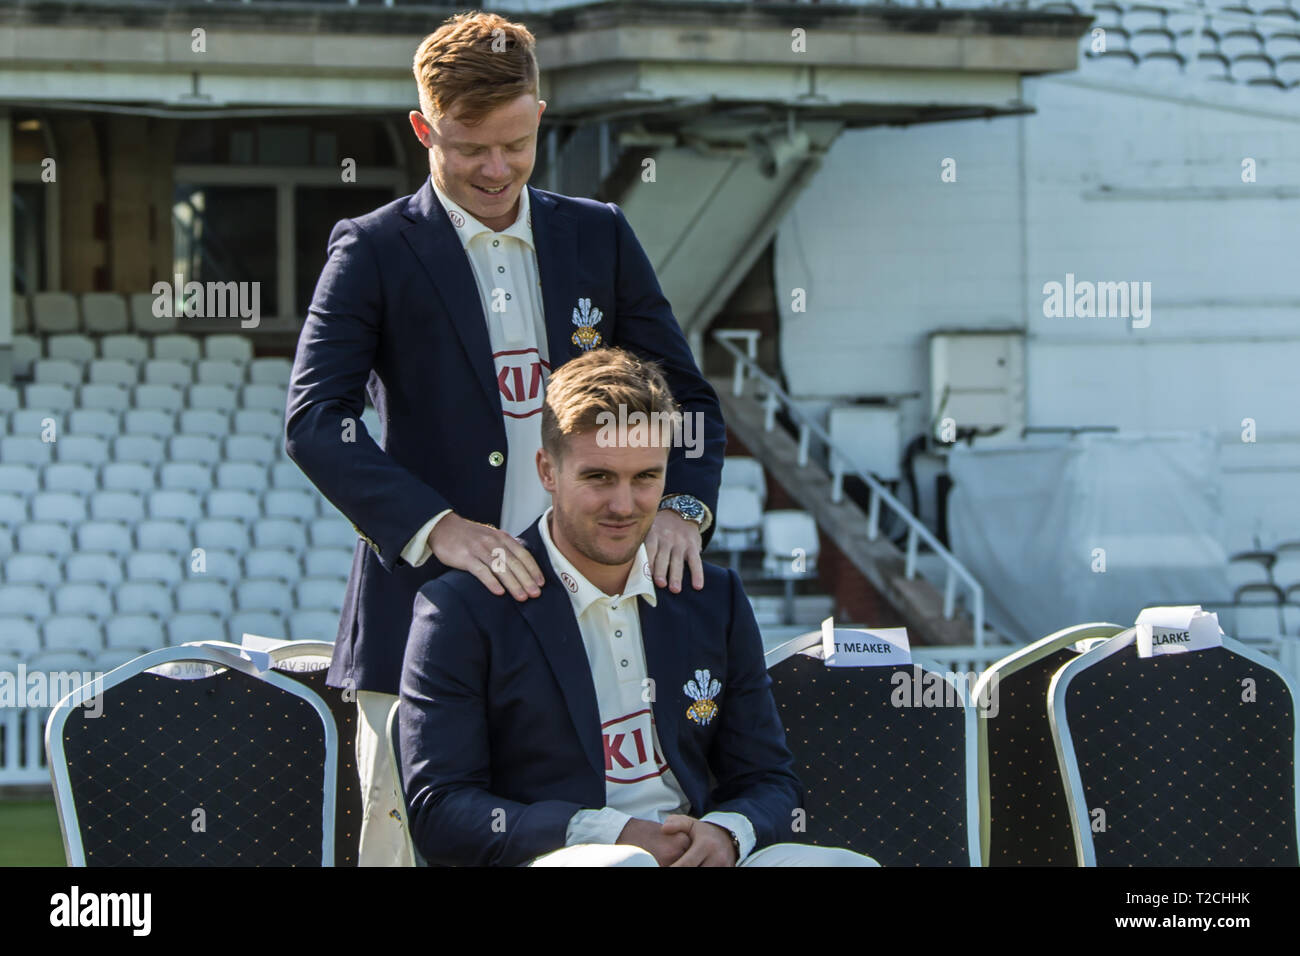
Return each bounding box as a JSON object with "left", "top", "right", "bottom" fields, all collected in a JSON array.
[
  {"left": 601, "top": 709, "right": 668, "bottom": 783},
  {"left": 495, "top": 348, "right": 549, "bottom": 418}
]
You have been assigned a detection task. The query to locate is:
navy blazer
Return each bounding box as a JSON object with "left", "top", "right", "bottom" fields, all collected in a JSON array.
[
  {"left": 285, "top": 179, "right": 725, "bottom": 694},
  {"left": 399, "top": 515, "right": 804, "bottom": 867}
]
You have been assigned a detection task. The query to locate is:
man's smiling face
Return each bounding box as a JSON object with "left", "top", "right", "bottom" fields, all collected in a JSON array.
[{"left": 409, "top": 92, "right": 545, "bottom": 233}]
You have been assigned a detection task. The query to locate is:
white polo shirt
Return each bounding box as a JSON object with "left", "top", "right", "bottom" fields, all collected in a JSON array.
[
  {"left": 538, "top": 506, "right": 755, "bottom": 860},
  {"left": 401, "top": 176, "right": 553, "bottom": 565}
]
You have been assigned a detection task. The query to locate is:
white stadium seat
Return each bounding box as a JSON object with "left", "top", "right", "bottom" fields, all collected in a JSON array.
[
  {"left": 42, "top": 462, "right": 97, "bottom": 494},
  {"left": 762, "top": 510, "right": 820, "bottom": 579},
  {"left": 100, "top": 462, "right": 155, "bottom": 493},
  {"left": 712, "top": 486, "right": 764, "bottom": 553},
  {"left": 75, "top": 521, "right": 134, "bottom": 557},
  {"left": 120, "top": 411, "right": 174, "bottom": 439},
  {"left": 295, "top": 578, "right": 344, "bottom": 614},
  {"left": 17, "top": 522, "right": 74, "bottom": 557},
  {"left": 95, "top": 648, "right": 146, "bottom": 671},
  {"left": 232, "top": 409, "right": 282, "bottom": 438},
  {"left": 236, "top": 580, "right": 293, "bottom": 615},
  {"left": 99, "top": 334, "right": 149, "bottom": 363},
  {"left": 166, "top": 612, "right": 222, "bottom": 646},
  {"left": 177, "top": 409, "right": 230, "bottom": 438},
  {"left": 82, "top": 292, "right": 130, "bottom": 334},
  {"left": 263, "top": 488, "right": 317, "bottom": 521},
  {"left": 24, "top": 384, "right": 77, "bottom": 411},
  {"left": 204, "top": 334, "right": 254, "bottom": 361},
  {"left": 43, "top": 616, "right": 103, "bottom": 655},
  {"left": 0, "top": 384, "right": 19, "bottom": 411},
  {"left": 56, "top": 435, "right": 109, "bottom": 465},
  {"left": 46, "top": 334, "right": 96, "bottom": 363},
  {"left": 89, "top": 490, "right": 145, "bottom": 522},
  {"left": 126, "top": 551, "right": 184, "bottom": 585},
  {"left": 303, "top": 548, "right": 353, "bottom": 579},
  {"left": 54, "top": 583, "right": 113, "bottom": 619},
  {"left": 252, "top": 518, "right": 307, "bottom": 551},
  {"left": 131, "top": 384, "right": 184, "bottom": 411},
  {"left": 243, "top": 548, "right": 299, "bottom": 584},
  {"left": 0, "top": 617, "right": 42, "bottom": 656},
  {"left": 152, "top": 334, "right": 202, "bottom": 362},
  {"left": 31, "top": 291, "right": 80, "bottom": 333},
  {"left": 193, "top": 518, "right": 249, "bottom": 554},
  {"left": 79, "top": 384, "right": 132, "bottom": 411},
  {"left": 147, "top": 489, "right": 202, "bottom": 523},
  {"left": 722, "top": 456, "right": 768, "bottom": 505},
  {"left": 288, "top": 610, "right": 339, "bottom": 641},
  {"left": 1, "top": 437, "right": 52, "bottom": 466},
  {"left": 112, "top": 433, "right": 166, "bottom": 462},
  {"left": 224, "top": 434, "right": 275, "bottom": 462},
  {"left": 31, "top": 491, "right": 89, "bottom": 524},
  {"left": 168, "top": 434, "right": 221, "bottom": 464},
  {"left": 206, "top": 489, "right": 259, "bottom": 521},
  {"left": 67, "top": 409, "right": 121, "bottom": 438},
  {"left": 143, "top": 359, "right": 193, "bottom": 387},
  {"left": 0, "top": 585, "right": 52, "bottom": 619},
  {"left": 215, "top": 462, "right": 267, "bottom": 492},
  {"left": 4, "top": 554, "right": 62, "bottom": 585},
  {"left": 0, "top": 492, "right": 28, "bottom": 525},
  {"left": 32, "top": 359, "right": 83, "bottom": 386},
  {"left": 105, "top": 615, "right": 166, "bottom": 651},
  {"left": 240, "top": 384, "right": 285, "bottom": 410},
  {"left": 195, "top": 360, "right": 245, "bottom": 387},
  {"left": 64, "top": 552, "right": 124, "bottom": 587},
  {"left": 8, "top": 409, "right": 62, "bottom": 437},
  {"left": 270, "top": 461, "right": 313, "bottom": 490},
  {"left": 188, "top": 548, "right": 241, "bottom": 585},
  {"left": 228, "top": 610, "right": 284, "bottom": 641},
  {"left": 135, "top": 519, "right": 192, "bottom": 555},
  {"left": 309, "top": 517, "right": 356, "bottom": 550},
  {"left": 158, "top": 462, "right": 213, "bottom": 493},
  {"left": 12, "top": 335, "right": 41, "bottom": 378},
  {"left": 248, "top": 358, "right": 293, "bottom": 386},
  {"left": 187, "top": 384, "right": 237, "bottom": 411},
  {"left": 87, "top": 359, "right": 139, "bottom": 387},
  {"left": 115, "top": 582, "right": 173, "bottom": 617},
  {"left": 27, "top": 651, "right": 93, "bottom": 673},
  {"left": 129, "top": 292, "right": 177, "bottom": 334},
  {"left": 0, "top": 464, "right": 39, "bottom": 494},
  {"left": 174, "top": 580, "right": 233, "bottom": 616}
]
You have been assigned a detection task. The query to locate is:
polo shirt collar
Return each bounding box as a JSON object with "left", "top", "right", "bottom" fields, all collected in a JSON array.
[
  {"left": 538, "top": 506, "right": 657, "bottom": 617},
  {"left": 429, "top": 173, "right": 534, "bottom": 252}
]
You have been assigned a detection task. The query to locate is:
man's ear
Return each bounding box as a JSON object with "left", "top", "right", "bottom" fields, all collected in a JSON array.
[
  {"left": 537, "top": 447, "right": 556, "bottom": 492},
  {"left": 408, "top": 110, "right": 432, "bottom": 147}
]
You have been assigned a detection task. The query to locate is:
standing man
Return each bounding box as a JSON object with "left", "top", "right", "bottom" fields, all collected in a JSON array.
[{"left": 285, "top": 10, "right": 725, "bottom": 865}]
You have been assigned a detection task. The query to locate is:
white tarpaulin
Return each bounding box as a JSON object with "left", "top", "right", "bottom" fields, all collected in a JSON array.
[{"left": 947, "top": 432, "right": 1231, "bottom": 645}]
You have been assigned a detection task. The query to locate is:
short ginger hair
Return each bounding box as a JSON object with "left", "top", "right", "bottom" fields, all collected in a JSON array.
[{"left": 412, "top": 12, "right": 539, "bottom": 126}]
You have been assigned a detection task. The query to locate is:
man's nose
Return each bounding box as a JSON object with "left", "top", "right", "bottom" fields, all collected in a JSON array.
[
  {"left": 608, "top": 481, "right": 636, "bottom": 515},
  {"left": 482, "top": 151, "right": 510, "bottom": 179}
]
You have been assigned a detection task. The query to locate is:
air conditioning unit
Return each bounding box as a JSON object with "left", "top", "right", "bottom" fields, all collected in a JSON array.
[{"left": 929, "top": 332, "right": 1025, "bottom": 445}]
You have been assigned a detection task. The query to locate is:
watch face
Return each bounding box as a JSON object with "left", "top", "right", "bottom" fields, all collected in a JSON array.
[{"left": 667, "top": 496, "right": 704, "bottom": 521}]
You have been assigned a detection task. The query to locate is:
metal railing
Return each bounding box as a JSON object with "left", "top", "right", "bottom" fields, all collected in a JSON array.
[
  {"left": 714, "top": 329, "right": 987, "bottom": 644},
  {"left": 0, "top": 707, "right": 50, "bottom": 786}
]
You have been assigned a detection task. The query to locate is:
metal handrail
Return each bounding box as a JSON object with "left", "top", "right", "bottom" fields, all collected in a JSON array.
[{"left": 714, "top": 329, "right": 987, "bottom": 645}]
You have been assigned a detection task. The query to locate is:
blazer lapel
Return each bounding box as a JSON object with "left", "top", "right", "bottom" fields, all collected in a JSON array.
[
  {"left": 399, "top": 179, "right": 500, "bottom": 415},
  {"left": 515, "top": 519, "right": 604, "bottom": 777},
  {"left": 528, "top": 186, "right": 580, "bottom": 367}
]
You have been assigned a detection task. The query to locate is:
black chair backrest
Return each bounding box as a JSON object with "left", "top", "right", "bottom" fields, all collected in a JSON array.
[
  {"left": 768, "top": 651, "right": 975, "bottom": 866},
  {"left": 48, "top": 646, "right": 335, "bottom": 866},
  {"left": 1053, "top": 636, "right": 1299, "bottom": 866}
]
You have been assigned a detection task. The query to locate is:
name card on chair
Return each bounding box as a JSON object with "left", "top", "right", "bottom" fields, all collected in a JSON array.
[
  {"left": 1135, "top": 605, "right": 1223, "bottom": 658},
  {"left": 821, "top": 617, "right": 912, "bottom": 667}
]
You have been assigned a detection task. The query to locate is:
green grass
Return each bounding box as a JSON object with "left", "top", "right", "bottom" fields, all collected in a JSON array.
[{"left": 0, "top": 797, "right": 66, "bottom": 866}]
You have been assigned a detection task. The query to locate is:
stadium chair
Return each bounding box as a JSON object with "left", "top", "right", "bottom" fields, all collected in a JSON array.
[
  {"left": 0, "top": 463, "right": 40, "bottom": 494},
  {"left": 386, "top": 699, "right": 427, "bottom": 868},
  {"left": 1272, "top": 543, "right": 1300, "bottom": 592},
  {"left": 82, "top": 292, "right": 129, "bottom": 334},
  {"left": 78, "top": 384, "right": 131, "bottom": 412},
  {"left": 64, "top": 553, "right": 124, "bottom": 587},
  {"left": 131, "top": 384, "right": 184, "bottom": 412},
  {"left": 193, "top": 518, "right": 250, "bottom": 554},
  {"left": 42, "top": 617, "right": 103, "bottom": 656},
  {"left": 236, "top": 580, "right": 294, "bottom": 616},
  {"left": 135, "top": 519, "right": 191, "bottom": 556},
  {"left": 253, "top": 518, "right": 308, "bottom": 551},
  {"left": 721, "top": 455, "right": 768, "bottom": 507},
  {"left": 1049, "top": 628, "right": 1300, "bottom": 865},
  {"left": 10, "top": 408, "right": 64, "bottom": 437},
  {"left": 12, "top": 335, "right": 40, "bottom": 378},
  {"left": 86, "top": 359, "right": 139, "bottom": 387},
  {"left": 224, "top": 434, "right": 275, "bottom": 462},
  {"left": 151, "top": 334, "right": 201, "bottom": 362},
  {"left": 0, "top": 492, "right": 28, "bottom": 525},
  {"left": 309, "top": 518, "right": 356, "bottom": 550},
  {"left": 76, "top": 521, "right": 134, "bottom": 558},
  {"left": 16, "top": 389, "right": 71, "bottom": 420},
  {"left": 188, "top": 548, "right": 242, "bottom": 586},
  {"left": 67, "top": 409, "right": 121, "bottom": 439},
  {"left": 165, "top": 612, "right": 223, "bottom": 645},
  {"left": 216, "top": 462, "right": 267, "bottom": 491},
  {"left": 264, "top": 488, "right": 317, "bottom": 522},
  {"left": 0, "top": 530, "right": 12, "bottom": 561},
  {"left": 304, "top": 548, "right": 354, "bottom": 580},
  {"left": 125, "top": 551, "right": 184, "bottom": 585},
  {"left": 1235, "top": 583, "right": 1284, "bottom": 636},
  {"left": 26, "top": 651, "right": 92, "bottom": 674},
  {"left": 4, "top": 554, "right": 62, "bottom": 585},
  {"left": 119, "top": 412, "right": 173, "bottom": 440},
  {"left": 175, "top": 580, "right": 234, "bottom": 616},
  {"left": 104, "top": 615, "right": 166, "bottom": 651},
  {"left": 765, "top": 627, "right": 980, "bottom": 865},
  {"left": 128, "top": 292, "right": 176, "bottom": 334},
  {"left": 228, "top": 610, "right": 284, "bottom": 640},
  {"left": 244, "top": 548, "right": 300, "bottom": 584},
  {"left": 18, "top": 523, "right": 74, "bottom": 557},
  {"left": 89, "top": 491, "right": 144, "bottom": 525},
  {"left": 31, "top": 292, "right": 80, "bottom": 334},
  {"left": 0, "top": 617, "right": 42, "bottom": 657},
  {"left": 98, "top": 334, "right": 149, "bottom": 363},
  {"left": 971, "top": 622, "right": 1125, "bottom": 866},
  {"left": 54, "top": 583, "right": 113, "bottom": 619},
  {"left": 46, "top": 334, "right": 96, "bottom": 363},
  {"left": 289, "top": 608, "right": 342, "bottom": 637},
  {"left": 712, "top": 485, "right": 763, "bottom": 571},
  {"left": 142, "top": 359, "right": 191, "bottom": 387},
  {"left": 54, "top": 435, "right": 107, "bottom": 466},
  {"left": 100, "top": 462, "right": 155, "bottom": 493},
  {"left": 93, "top": 648, "right": 146, "bottom": 672},
  {"left": 45, "top": 643, "right": 337, "bottom": 865},
  {"left": 31, "top": 491, "right": 88, "bottom": 525},
  {"left": 42, "top": 463, "right": 97, "bottom": 495},
  {"left": 195, "top": 359, "right": 245, "bottom": 387},
  {"left": 204, "top": 334, "right": 253, "bottom": 362},
  {"left": 248, "top": 358, "right": 293, "bottom": 386},
  {"left": 0, "top": 384, "right": 19, "bottom": 412},
  {"left": 207, "top": 489, "right": 260, "bottom": 521},
  {"left": 158, "top": 462, "right": 213, "bottom": 494},
  {"left": 0, "top": 584, "right": 53, "bottom": 618},
  {"left": 114, "top": 582, "right": 174, "bottom": 618},
  {"left": 188, "top": 384, "right": 238, "bottom": 411},
  {"left": 762, "top": 510, "right": 820, "bottom": 624},
  {"left": 147, "top": 490, "right": 202, "bottom": 525},
  {"left": 168, "top": 434, "right": 221, "bottom": 465},
  {"left": 32, "top": 359, "right": 82, "bottom": 387},
  {"left": 240, "top": 385, "right": 285, "bottom": 411},
  {"left": 268, "top": 640, "right": 362, "bottom": 867},
  {"left": 234, "top": 409, "right": 284, "bottom": 439}
]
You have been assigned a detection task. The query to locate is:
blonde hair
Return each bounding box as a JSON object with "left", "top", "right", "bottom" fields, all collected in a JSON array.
[
  {"left": 541, "top": 348, "right": 679, "bottom": 460},
  {"left": 412, "top": 12, "right": 539, "bottom": 126}
]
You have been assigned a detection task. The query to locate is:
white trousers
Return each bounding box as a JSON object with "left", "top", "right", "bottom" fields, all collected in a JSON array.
[
  {"left": 527, "top": 843, "right": 881, "bottom": 867},
  {"left": 355, "top": 690, "right": 414, "bottom": 868}
]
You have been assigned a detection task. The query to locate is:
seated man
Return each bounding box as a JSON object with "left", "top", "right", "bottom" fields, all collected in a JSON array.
[{"left": 399, "top": 347, "right": 877, "bottom": 866}]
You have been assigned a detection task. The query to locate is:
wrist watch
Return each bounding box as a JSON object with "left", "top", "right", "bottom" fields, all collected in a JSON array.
[
  {"left": 658, "top": 494, "right": 706, "bottom": 527},
  {"left": 726, "top": 828, "right": 742, "bottom": 862}
]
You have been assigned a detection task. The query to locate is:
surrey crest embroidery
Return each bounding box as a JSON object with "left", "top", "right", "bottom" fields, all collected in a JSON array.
[
  {"left": 684, "top": 669, "right": 721, "bottom": 726},
  {"left": 571, "top": 297, "right": 604, "bottom": 351}
]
